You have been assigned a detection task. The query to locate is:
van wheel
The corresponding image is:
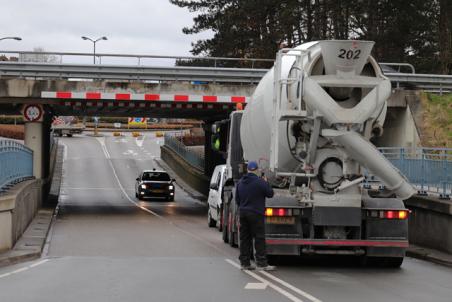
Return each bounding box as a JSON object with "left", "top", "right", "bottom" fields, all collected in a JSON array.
[{"left": 207, "top": 208, "right": 216, "bottom": 227}]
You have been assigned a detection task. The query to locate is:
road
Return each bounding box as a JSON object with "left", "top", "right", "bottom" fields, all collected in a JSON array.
[{"left": 0, "top": 132, "right": 451, "bottom": 302}]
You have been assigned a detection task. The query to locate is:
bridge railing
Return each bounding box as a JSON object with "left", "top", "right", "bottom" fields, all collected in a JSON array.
[
  {"left": 0, "top": 139, "right": 33, "bottom": 193},
  {"left": 0, "top": 50, "right": 274, "bottom": 68},
  {"left": 367, "top": 147, "right": 452, "bottom": 198},
  {"left": 163, "top": 134, "right": 205, "bottom": 171}
]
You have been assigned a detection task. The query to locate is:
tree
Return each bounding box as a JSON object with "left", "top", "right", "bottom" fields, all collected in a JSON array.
[{"left": 171, "top": 0, "right": 444, "bottom": 73}]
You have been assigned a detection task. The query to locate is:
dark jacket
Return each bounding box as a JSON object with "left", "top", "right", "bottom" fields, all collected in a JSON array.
[{"left": 235, "top": 173, "right": 274, "bottom": 216}]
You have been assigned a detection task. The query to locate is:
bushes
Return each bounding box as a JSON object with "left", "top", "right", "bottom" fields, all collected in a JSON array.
[{"left": 0, "top": 125, "right": 24, "bottom": 140}]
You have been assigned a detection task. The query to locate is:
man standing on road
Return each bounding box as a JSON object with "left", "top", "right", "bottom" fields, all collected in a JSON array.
[{"left": 235, "top": 161, "right": 275, "bottom": 271}]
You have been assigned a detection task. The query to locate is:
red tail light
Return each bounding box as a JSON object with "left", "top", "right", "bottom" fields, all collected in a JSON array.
[
  {"left": 265, "top": 208, "right": 292, "bottom": 217},
  {"left": 368, "top": 210, "right": 409, "bottom": 220}
]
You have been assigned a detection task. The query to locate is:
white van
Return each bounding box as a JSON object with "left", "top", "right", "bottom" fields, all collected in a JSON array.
[{"left": 207, "top": 164, "right": 227, "bottom": 230}]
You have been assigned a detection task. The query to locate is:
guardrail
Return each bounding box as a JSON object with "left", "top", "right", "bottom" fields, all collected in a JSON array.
[
  {"left": 0, "top": 139, "right": 33, "bottom": 192},
  {"left": 0, "top": 61, "right": 267, "bottom": 83},
  {"left": 0, "top": 50, "right": 274, "bottom": 68},
  {"left": 0, "top": 61, "right": 451, "bottom": 90},
  {"left": 164, "top": 134, "right": 205, "bottom": 171},
  {"left": 367, "top": 147, "right": 452, "bottom": 199}
]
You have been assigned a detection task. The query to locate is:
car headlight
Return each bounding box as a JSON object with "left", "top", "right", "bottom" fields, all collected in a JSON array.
[
  {"left": 140, "top": 184, "right": 147, "bottom": 189},
  {"left": 169, "top": 185, "right": 174, "bottom": 190}
]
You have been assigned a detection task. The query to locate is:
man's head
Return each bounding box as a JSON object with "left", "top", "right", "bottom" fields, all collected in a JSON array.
[{"left": 247, "top": 161, "right": 259, "bottom": 174}]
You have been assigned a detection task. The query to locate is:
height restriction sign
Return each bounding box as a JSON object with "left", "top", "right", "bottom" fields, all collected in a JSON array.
[{"left": 22, "top": 104, "right": 44, "bottom": 122}]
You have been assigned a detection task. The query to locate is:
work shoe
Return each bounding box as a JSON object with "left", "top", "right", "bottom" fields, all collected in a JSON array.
[
  {"left": 240, "top": 264, "right": 256, "bottom": 271},
  {"left": 256, "top": 265, "right": 276, "bottom": 271}
]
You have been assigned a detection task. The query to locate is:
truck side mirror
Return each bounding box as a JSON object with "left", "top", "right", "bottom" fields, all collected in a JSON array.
[
  {"left": 210, "top": 183, "right": 219, "bottom": 190},
  {"left": 136, "top": 177, "right": 140, "bottom": 181}
]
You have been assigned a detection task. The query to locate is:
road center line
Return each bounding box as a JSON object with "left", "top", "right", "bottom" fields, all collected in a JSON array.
[
  {"left": 0, "top": 259, "right": 49, "bottom": 279},
  {"left": 225, "top": 259, "right": 304, "bottom": 302}
]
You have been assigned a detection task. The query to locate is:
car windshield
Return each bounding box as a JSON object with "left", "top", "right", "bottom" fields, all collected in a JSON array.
[{"left": 141, "top": 172, "right": 170, "bottom": 181}]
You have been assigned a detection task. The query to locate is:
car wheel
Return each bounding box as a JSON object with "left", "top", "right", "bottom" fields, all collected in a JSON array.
[
  {"left": 135, "top": 192, "right": 138, "bottom": 198},
  {"left": 208, "top": 207, "right": 216, "bottom": 228}
]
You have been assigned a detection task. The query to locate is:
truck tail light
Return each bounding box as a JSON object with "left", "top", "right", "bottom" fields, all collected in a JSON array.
[
  {"left": 368, "top": 210, "right": 409, "bottom": 220},
  {"left": 265, "top": 208, "right": 293, "bottom": 217}
]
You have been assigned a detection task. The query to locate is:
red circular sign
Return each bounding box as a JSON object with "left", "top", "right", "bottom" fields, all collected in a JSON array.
[{"left": 23, "top": 104, "right": 43, "bottom": 122}]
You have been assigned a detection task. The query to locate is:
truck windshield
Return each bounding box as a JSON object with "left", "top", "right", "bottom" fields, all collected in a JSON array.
[{"left": 142, "top": 172, "right": 170, "bottom": 181}]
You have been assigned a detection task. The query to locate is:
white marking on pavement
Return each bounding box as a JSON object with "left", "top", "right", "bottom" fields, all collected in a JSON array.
[
  {"left": 61, "top": 142, "right": 68, "bottom": 162},
  {"left": 225, "top": 259, "right": 304, "bottom": 302},
  {"left": 245, "top": 282, "right": 268, "bottom": 290},
  {"left": 0, "top": 259, "right": 49, "bottom": 279},
  {"left": 135, "top": 135, "right": 145, "bottom": 147},
  {"left": 96, "top": 137, "right": 163, "bottom": 219},
  {"left": 259, "top": 271, "right": 323, "bottom": 302}
]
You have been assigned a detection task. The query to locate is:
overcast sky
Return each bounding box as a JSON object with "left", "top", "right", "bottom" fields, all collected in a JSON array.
[{"left": 0, "top": 0, "right": 212, "bottom": 64}]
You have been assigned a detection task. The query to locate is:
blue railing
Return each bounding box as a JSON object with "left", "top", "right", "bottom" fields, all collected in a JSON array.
[
  {"left": 164, "top": 134, "right": 205, "bottom": 171},
  {"left": 0, "top": 139, "right": 33, "bottom": 192},
  {"left": 377, "top": 147, "right": 451, "bottom": 198}
]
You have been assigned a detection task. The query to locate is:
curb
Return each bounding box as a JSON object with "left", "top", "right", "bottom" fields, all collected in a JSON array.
[
  {"left": 0, "top": 143, "right": 63, "bottom": 268},
  {"left": 407, "top": 245, "right": 452, "bottom": 268}
]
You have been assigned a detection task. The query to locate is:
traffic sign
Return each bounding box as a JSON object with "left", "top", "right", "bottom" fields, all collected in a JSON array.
[{"left": 22, "top": 104, "right": 44, "bottom": 122}]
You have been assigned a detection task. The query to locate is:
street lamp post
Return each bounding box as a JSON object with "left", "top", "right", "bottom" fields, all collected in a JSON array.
[
  {"left": 0, "top": 37, "right": 22, "bottom": 42},
  {"left": 81, "top": 36, "right": 108, "bottom": 64}
]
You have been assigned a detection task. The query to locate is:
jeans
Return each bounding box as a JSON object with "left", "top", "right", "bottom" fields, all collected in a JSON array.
[{"left": 239, "top": 211, "right": 267, "bottom": 267}]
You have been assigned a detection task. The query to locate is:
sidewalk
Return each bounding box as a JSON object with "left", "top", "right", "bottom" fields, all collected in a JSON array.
[
  {"left": 407, "top": 244, "right": 452, "bottom": 268},
  {"left": 0, "top": 144, "right": 63, "bottom": 268}
]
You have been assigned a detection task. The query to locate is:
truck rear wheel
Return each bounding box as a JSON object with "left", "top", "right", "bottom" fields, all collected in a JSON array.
[
  {"left": 228, "top": 212, "right": 238, "bottom": 248},
  {"left": 222, "top": 204, "right": 229, "bottom": 243}
]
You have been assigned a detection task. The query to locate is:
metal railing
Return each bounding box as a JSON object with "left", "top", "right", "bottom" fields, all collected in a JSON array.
[
  {"left": 0, "top": 50, "right": 274, "bottom": 68},
  {"left": 164, "top": 134, "right": 205, "bottom": 171},
  {"left": 0, "top": 139, "right": 33, "bottom": 192},
  {"left": 368, "top": 147, "right": 452, "bottom": 198}
]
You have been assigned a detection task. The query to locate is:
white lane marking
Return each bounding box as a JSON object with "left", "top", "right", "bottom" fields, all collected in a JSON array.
[
  {"left": 96, "top": 137, "right": 163, "bottom": 219},
  {"left": 225, "top": 259, "right": 304, "bottom": 302},
  {"left": 96, "top": 137, "right": 111, "bottom": 159},
  {"left": 135, "top": 135, "right": 145, "bottom": 147},
  {"left": 245, "top": 282, "right": 268, "bottom": 290},
  {"left": 61, "top": 142, "right": 68, "bottom": 162},
  {"left": 260, "top": 271, "right": 323, "bottom": 302},
  {"left": 0, "top": 259, "right": 49, "bottom": 279}
]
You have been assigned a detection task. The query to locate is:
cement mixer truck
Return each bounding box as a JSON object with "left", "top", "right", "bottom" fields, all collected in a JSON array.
[{"left": 210, "top": 40, "right": 415, "bottom": 267}]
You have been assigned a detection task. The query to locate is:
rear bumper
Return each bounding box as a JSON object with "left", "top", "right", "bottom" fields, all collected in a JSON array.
[{"left": 266, "top": 238, "right": 408, "bottom": 248}]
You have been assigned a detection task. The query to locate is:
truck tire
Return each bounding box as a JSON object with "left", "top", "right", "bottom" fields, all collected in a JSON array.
[
  {"left": 207, "top": 208, "right": 216, "bottom": 227},
  {"left": 228, "top": 212, "right": 238, "bottom": 248},
  {"left": 66, "top": 133, "right": 73, "bottom": 137},
  {"left": 222, "top": 204, "right": 229, "bottom": 243},
  {"left": 216, "top": 206, "right": 223, "bottom": 232}
]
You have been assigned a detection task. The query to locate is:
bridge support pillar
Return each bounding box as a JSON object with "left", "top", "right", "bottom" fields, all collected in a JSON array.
[{"left": 24, "top": 122, "right": 44, "bottom": 179}]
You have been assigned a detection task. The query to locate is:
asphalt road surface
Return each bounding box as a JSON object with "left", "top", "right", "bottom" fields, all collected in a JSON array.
[{"left": 0, "top": 132, "right": 451, "bottom": 302}]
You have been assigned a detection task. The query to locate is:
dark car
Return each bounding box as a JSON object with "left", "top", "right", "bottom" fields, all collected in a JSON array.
[{"left": 135, "top": 170, "right": 175, "bottom": 201}]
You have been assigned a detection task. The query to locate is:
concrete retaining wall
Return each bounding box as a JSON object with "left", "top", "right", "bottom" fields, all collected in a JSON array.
[
  {"left": 405, "top": 196, "right": 452, "bottom": 254},
  {"left": 0, "top": 179, "right": 42, "bottom": 252},
  {"left": 160, "top": 145, "right": 210, "bottom": 196}
]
